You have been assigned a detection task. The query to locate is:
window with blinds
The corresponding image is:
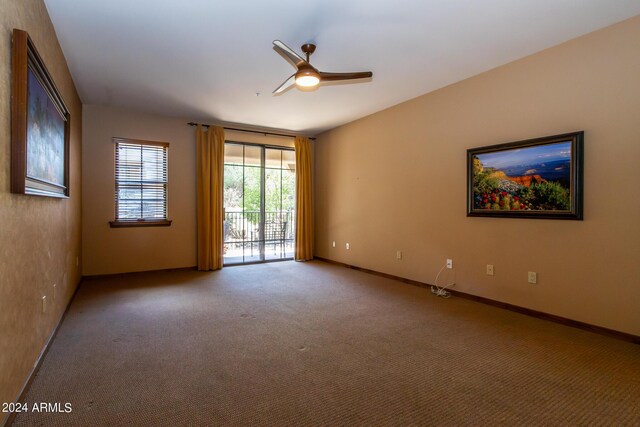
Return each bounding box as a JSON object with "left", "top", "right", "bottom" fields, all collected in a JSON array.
[{"left": 111, "top": 138, "right": 171, "bottom": 227}]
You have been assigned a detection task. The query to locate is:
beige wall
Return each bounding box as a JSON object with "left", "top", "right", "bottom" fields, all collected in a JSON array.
[
  {"left": 0, "top": 0, "right": 82, "bottom": 422},
  {"left": 314, "top": 17, "right": 640, "bottom": 336},
  {"left": 82, "top": 104, "right": 293, "bottom": 276}
]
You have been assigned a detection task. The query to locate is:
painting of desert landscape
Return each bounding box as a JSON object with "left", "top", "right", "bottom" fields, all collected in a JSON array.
[{"left": 471, "top": 141, "right": 573, "bottom": 212}]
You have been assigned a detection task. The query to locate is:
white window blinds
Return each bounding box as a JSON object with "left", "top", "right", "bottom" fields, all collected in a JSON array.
[{"left": 114, "top": 138, "right": 168, "bottom": 221}]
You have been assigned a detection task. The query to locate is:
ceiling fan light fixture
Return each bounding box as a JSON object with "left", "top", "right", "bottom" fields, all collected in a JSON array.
[
  {"left": 272, "top": 40, "right": 372, "bottom": 95},
  {"left": 295, "top": 69, "right": 320, "bottom": 88}
]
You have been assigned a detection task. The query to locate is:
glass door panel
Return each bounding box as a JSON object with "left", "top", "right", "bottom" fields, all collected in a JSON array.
[
  {"left": 223, "top": 163, "right": 244, "bottom": 264},
  {"left": 264, "top": 167, "right": 282, "bottom": 261},
  {"left": 223, "top": 143, "right": 295, "bottom": 265},
  {"left": 282, "top": 166, "right": 296, "bottom": 259},
  {"left": 243, "top": 166, "right": 261, "bottom": 263}
]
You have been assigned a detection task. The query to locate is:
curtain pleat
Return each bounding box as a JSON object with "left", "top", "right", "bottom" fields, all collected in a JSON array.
[
  {"left": 294, "top": 136, "right": 313, "bottom": 261},
  {"left": 196, "top": 125, "right": 225, "bottom": 270}
]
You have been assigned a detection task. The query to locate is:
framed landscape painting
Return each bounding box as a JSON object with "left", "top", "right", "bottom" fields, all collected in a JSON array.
[
  {"left": 11, "top": 29, "right": 70, "bottom": 198},
  {"left": 467, "top": 132, "right": 583, "bottom": 220}
]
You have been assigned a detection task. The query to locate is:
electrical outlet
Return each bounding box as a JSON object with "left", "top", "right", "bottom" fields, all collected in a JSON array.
[
  {"left": 486, "top": 264, "right": 494, "bottom": 276},
  {"left": 53, "top": 284, "right": 57, "bottom": 300},
  {"left": 332, "top": 241, "right": 336, "bottom": 248},
  {"left": 345, "top": 243, "right": 350, "bottom": 250},
  {"left": 446, "top": 259, "right": 453, "bottom": 269},
  {"left": 528, "top": 271, "right": 537, "bottom": 284},
  {"left": 396, "top": 250, "right": 402, "bottom": 260},
  {"left": 42, "top": 296, "right": 46, "bottom": 313}
]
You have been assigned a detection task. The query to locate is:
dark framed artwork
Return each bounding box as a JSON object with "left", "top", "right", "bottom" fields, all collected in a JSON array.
[
  {"left": 11, "top": 29, "right": 70, "bottom": 198},
  {"left": 467, "top": 131, "right": 583, "bottom": 220}
]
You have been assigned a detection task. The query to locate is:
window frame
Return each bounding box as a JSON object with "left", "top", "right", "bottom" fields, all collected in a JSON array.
[{"left": 109, "top": 137, "right": 172, "bottom": 228}]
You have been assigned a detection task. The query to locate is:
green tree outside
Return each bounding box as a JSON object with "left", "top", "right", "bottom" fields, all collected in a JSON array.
[{"left": 224, "top": 159, "right": 296, "bottom": 224}]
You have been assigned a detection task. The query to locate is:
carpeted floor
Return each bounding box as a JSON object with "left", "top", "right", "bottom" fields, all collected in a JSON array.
[{"left": 12, "top": 261, "right": 640, "bottom": 426}]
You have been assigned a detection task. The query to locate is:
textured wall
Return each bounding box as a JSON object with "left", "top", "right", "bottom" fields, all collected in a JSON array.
[
  {"left": 82, "top": 104, "right": 293, "bottom": 276},
  {"left": 314, "top": 17, "right": 640, "bottom": 335},
  {"left": 0, "top": 0, "right": 82, "bottom": 422}
]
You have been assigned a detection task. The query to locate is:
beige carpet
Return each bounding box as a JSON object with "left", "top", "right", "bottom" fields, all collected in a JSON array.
[{"left": 12, "top": 261, "right": 640, "bottom": 426}]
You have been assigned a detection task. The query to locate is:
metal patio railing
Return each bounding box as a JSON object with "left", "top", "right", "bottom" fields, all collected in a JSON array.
[{"left": 223, "top": 211, "right": 295, "bottom": 261}]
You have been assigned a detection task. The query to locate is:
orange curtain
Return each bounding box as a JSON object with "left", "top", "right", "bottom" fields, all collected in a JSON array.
[
  {"left": 294, "top": 136, "right": 313, "bottom": 261},
  {"left": 196, "top": 125, "right": 225, "bottom": 270}
]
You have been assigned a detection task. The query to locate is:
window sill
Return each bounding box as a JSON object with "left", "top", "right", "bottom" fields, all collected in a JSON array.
[{"left": 109, "top": 220, "right": 172, "bottom": 228}]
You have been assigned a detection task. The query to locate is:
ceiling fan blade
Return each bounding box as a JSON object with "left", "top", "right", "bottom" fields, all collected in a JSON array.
[
  {"left": 273, "top": 40, "right": 307, "bottom": 69},
  {"left": 272, "top": 74, "right": 296, "bottom": 95},
  {"left": 319, "top": 71, "right": 373, "bottom": 81}
]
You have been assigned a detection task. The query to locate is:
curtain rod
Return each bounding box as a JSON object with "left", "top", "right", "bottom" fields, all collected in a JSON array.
[{"left": 187, "top": 122, "right": 316, "bottom": 140}]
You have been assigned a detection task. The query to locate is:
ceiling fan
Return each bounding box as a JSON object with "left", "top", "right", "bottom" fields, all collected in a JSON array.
[{"left": 272, "top": 40, "right": 373, "bottom": 95}]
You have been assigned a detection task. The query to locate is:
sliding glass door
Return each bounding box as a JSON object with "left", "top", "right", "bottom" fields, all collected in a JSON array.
[{"left": 223, "top": 142, "right": 295, "bottom": 265}]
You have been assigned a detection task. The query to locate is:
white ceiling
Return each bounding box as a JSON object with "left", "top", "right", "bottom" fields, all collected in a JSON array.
[{"left": 44, "top": 0, "right": 640, "bottom": 135}]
